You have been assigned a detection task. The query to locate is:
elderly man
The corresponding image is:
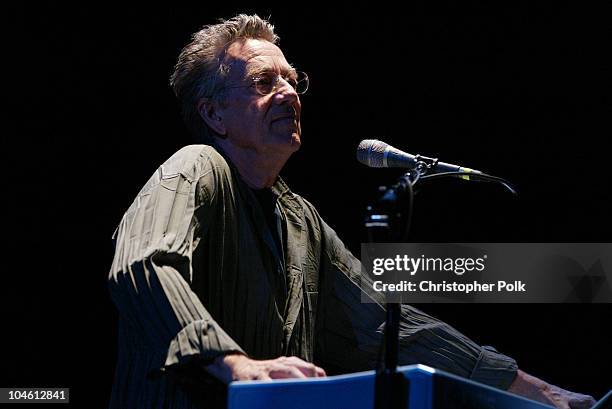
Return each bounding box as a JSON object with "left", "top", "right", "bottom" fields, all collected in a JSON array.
[{"left": 108, "top": 14, "right": 595, "bottom": 409}]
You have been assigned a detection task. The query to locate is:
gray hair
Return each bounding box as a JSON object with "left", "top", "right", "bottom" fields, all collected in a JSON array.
[{"left": 169, "top": 14, "right": 279, "bottom": 144}]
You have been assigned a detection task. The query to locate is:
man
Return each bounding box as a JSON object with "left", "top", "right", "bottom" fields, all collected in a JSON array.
[{"left": 108, "top": 14, "right": 595, "bottom": 409}]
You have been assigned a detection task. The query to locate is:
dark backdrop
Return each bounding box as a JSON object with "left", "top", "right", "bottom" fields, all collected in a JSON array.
[{"left": 5, "top": 2, "right": 611, "bottom": 407}]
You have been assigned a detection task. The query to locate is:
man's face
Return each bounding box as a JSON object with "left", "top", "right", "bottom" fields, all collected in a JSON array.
[{"left": 218, "top": 39, "right": 302, "bottom": 156}]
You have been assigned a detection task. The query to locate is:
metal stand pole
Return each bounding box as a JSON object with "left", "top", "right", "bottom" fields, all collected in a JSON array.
[{"left": 367, "top": 171, "right": 419, "bottom": 409}]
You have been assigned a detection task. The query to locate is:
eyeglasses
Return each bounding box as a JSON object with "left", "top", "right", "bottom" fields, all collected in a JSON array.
[{"left": 223, "top": 71, "right": 309, "bottom": 96}]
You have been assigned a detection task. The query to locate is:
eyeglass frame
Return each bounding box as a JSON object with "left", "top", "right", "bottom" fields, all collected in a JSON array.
[{"left": 218, "top": 70, "right": 309, "bottom": 96}]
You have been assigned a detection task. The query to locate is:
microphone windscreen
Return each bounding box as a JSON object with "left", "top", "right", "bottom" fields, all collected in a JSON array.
[{"left": 357, "top": 139, "right": 388, "bottom": 168}]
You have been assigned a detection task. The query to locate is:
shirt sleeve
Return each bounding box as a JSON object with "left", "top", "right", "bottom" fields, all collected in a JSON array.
[
  {"left": 315, "top": 218, "right": 518, "bottom": 390},
  {"left": 108, "top": 148, "right": 245, "bottom": 376}
]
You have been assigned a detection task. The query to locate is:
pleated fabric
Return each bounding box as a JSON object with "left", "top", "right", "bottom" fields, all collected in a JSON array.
[{"left": 108, "top": 145, "right": 517, "bottom": 408}]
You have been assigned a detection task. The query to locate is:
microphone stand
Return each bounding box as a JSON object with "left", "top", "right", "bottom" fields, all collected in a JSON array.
[
  {"left": 365, "top": 156, "right": 517, "bottom": 409},
  {"left": 367, "top": 169, "right": 421, "bottom": 409}
]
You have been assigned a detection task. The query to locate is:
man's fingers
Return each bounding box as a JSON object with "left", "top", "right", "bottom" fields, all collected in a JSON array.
[
  {"left": 269, "top": 364, "right": 308, "bottom": 379},
  {"left": 295, "top": 362, "right": 318, "bottom": 377},
  {"left": 227, "top": 356, "right": 327, "bottom": 381},
  {"left": 280, "top": 356, "right": 306, "bottom": 366},
  {"left": 295, "top": 362, "right": 326, "bottom": 378},
  {"left": 569, "top": 394, "right": 596, "bottom": 409},
  {"left": 281, "top": 356, "right": 326, "bottom": 378},
  {"left": 288, "top": 366, "right": 308, "bottom": 379}
]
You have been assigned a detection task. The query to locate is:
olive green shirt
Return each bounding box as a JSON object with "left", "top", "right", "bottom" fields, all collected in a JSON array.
[{"left": 108, "top": 145, "right": 517, "bottom": 408}]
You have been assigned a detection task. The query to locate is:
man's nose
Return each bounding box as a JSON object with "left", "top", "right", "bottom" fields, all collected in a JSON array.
[{"left": 272, "top": 78, "right": 300, "bottom": 106}]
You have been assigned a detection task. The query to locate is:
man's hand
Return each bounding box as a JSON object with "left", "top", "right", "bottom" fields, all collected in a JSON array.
[
  {"left": 508, "top": 369, "right": 596, "bottom": 409},
  {"left": 205, "top": 354, "right": 326, "bottom": 384}
]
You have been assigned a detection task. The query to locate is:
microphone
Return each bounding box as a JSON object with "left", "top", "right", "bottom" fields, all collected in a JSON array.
[{"left": 356, "top": 139, "right": 483, "bottom": 175}]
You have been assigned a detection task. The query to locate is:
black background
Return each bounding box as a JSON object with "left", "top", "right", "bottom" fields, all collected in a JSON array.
[{"left": 5, "top": 2, "right": 611, "bottom": 407}]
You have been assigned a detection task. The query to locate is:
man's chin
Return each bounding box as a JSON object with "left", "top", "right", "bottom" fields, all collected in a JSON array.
[{"left": 269, "top": 130, "right": 301, "bottom": 151}]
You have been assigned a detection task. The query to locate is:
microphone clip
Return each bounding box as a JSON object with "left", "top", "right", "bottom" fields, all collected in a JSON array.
[
  {"left": 413, "top": 154, "right": 439, "bottom": 176},
  {"left": 364, "top": 170, "right": 419, "bottom": 243}
]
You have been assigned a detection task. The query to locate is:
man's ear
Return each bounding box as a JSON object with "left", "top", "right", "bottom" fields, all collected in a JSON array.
[{"left": 197, "top": 98, "right": 227, "bottom": 136}]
